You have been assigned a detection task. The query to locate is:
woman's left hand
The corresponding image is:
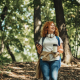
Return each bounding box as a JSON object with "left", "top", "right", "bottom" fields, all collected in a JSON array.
[{"left": 57, "top": 43, "right": 63, "bottom": 53}]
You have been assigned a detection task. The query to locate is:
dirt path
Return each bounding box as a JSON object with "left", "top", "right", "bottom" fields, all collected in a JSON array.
[{"left": 0, "top": 62, "right": 80, "bottom": 80}]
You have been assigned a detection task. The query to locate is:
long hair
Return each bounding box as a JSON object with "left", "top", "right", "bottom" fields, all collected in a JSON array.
[{"left": 40, "top": 21, "right": 59, "bottom": 37}]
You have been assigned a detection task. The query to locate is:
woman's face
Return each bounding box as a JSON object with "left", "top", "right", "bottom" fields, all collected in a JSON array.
[{"left": 48, "top": 23, "right": 55, "bottom": 34}]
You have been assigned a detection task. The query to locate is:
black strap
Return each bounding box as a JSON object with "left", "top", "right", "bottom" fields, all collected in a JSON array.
[{"left": 42, "top": 37, "right": 45, "bottom": 52}]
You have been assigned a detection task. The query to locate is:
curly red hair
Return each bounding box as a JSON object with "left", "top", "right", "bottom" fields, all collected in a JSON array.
[{"left": 40, "top": 21, "right": 59, "bottom": 37}]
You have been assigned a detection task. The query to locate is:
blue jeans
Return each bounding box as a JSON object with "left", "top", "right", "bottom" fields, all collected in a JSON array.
[{"left": 40, "top": 57, "right": 61, "bottom": 80}]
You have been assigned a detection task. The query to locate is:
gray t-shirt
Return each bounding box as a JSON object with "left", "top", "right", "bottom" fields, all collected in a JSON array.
[{"left": 39, "top": 36, "right": 63, "bottom": 61}]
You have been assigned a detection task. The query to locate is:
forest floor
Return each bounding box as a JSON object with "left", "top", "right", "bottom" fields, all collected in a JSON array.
[{"left": 0, "top": 61, "right": 80, "bottom": 80}]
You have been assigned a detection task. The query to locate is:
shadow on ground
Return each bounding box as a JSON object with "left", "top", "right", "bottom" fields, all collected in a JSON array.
[{"left": 0, "top": 62, "right": 80, "bottom": 80}]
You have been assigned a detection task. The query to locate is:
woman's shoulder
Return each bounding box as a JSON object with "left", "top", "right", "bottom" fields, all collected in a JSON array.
[
  {"left": 55, "top": 36, "right": 62, "bottom": 39},
  {"left": 39, "top": 37, "right": 43, "bottom": 45},
  {"left": 58, "top": 36, "right": 62, "bottom": 39},
  {"left": 40, "top": 37, "right": 46, "bottom": 40}
]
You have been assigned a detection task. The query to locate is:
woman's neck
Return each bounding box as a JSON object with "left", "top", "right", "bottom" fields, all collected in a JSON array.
[
  {"left": 48, "top": 32, "right": 54, "bottom": 34},
  {"left": 48, "top": 31, "right": 54, "bottom": 34}
]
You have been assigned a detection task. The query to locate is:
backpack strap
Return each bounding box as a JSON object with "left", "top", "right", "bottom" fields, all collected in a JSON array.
[
  {"left": 56, "top": 36, "right": 60, "bottom": 46},
  {"left": 42, "top": 37, "right": 45, "bottom": 45},
  {"left": 41, "top": 37, "right": 45, "bottom": 52},
  {"left": 56, "top": 36, "right": 61, "bottom": 58}
]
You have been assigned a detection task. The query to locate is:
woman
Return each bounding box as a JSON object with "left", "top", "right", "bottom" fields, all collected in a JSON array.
[{"left": 36, "top": 21, "right": 63, "bottom": 80}]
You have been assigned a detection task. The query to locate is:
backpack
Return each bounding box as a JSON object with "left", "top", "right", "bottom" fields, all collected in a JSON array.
[{"left": 42, "top": 36, "right": 61, "bottom": 69}]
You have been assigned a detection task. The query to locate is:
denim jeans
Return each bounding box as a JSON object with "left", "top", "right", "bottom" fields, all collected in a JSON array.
[{"left": 40, "top": 57, "right": 61, "bottom": 80}]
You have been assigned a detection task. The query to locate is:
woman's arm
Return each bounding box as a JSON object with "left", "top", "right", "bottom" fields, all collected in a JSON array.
[
  {"left": 57, "top": 43, "right": 63, "bottom": 53},
  {"left": 36, "top": 43, "right": 42, "bottom": 54}
]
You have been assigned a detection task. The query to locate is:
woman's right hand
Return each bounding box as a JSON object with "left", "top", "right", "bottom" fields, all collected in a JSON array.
[{"left": 36, "top": 44, "right": 42, "bottom": 54}]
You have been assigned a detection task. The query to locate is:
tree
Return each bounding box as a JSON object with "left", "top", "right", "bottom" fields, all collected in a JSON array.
[
  {"left": 34, "top": 0, "right": 42, "bottom": 57},
  {"left": 53, "top": 0, "right": 80, "bottom": 64},
  {"left": 0, "top": 6, "right": 8, "bottom": 55},
  {"left": 0, "top": 0, "right": 27, "bottom": 62}
]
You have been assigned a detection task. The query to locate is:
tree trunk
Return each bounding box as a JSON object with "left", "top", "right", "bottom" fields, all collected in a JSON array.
[
  {"left": 0, "top": 6, "right": 16, "bottom": 62},
  {"left": 53, "top": 0, "right": 74, "bottom": 64},
  {"left": 0, "top": 6, "right": 8, "bottom": 54},
  {"left": 5, "top": 43, "right": 16, "bottom": 62},
  {"left": 34, "top": 0, "right": 42, "bottom": 58}
]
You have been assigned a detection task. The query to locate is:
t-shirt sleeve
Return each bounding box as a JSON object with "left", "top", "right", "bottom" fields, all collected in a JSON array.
[
  {"left": 59, "top": 37, "right": 63, "bottom": 44},
  {"left": 39, "top": 37, "right": 42, "bottom": 45}
]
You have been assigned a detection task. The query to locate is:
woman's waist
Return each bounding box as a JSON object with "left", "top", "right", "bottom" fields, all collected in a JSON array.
[
  {"left": 40, "top": 51, "right": 60, "bottom": 60},
  {"left": 40, "top": 54, "right": 60, "bottom": 61}
]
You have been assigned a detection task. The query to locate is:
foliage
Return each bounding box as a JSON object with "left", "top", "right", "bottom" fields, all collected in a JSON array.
[
  {"left": 62, "top": 0, "right": 80, "bottom": 58},
  {"left": 0, "top": 0, "right": 38, "bottom": 62},
  {"left": 40, "top": 0, "right": 56, "bottom": 25},
  {"left": 0, "top": 53, "right": 12, "bottom": 64}
]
